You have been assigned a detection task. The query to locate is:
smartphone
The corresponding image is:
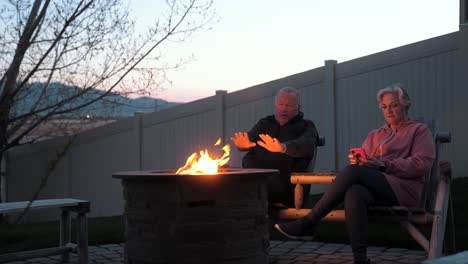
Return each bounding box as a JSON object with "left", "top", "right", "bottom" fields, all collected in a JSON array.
[{"left": 349, "top": 148, "right": 368, "bottom": 162}]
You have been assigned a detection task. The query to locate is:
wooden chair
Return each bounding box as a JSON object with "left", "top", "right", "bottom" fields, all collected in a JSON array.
[
  {"left": 276, "top": 127, "right": 454, "bottom": 260},
  {"left": 270, "top": 137, "right": 326, "bottom": 210},
  {"left": 295, "top": 136, "right": 326, "bottom": 206}
]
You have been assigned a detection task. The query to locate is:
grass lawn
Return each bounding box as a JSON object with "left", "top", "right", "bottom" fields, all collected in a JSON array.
[
  {"left": 0, "top": 216, "right": 124, "bottom": 254},
  {"left": 1, "top": 177, "right": 467, "bottom": 255}
]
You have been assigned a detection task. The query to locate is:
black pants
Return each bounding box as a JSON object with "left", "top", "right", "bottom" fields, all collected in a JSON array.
[
  {"left": 304, "top": 165, "right": 399, "bottom": 262},
  {"left": 267, "top": 173, "right": 294, "bottom": 207}
]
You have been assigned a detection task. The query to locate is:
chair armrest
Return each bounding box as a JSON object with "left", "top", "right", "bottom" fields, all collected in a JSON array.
[
  {"left": 290, "top": 173, "right": 337, "bottom": 209},
  {"left": 435, "top": 132, "right": 451, "bottom": 143},
  {"left": 290, "top": 172, "right": 337, "bottom": 184}
]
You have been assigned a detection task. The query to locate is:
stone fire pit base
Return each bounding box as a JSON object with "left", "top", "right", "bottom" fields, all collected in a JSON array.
[{"left": 113, "top": 169, "right": 278, "bottom": 264}]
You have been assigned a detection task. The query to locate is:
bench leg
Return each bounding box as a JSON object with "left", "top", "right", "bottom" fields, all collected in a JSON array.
[
  {"left": 60, "top": 209, "right": 71, "bottom": 262},
  {"left": 77, "top": 212, "right": 89, "bottom": 264}
]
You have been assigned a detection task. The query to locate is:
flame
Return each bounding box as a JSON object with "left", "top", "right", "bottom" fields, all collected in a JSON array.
[{"left": 176, "top": 138, "right": 230, "bottom": 175}]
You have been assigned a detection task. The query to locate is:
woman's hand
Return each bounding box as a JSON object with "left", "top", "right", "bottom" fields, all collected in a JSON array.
[
  {"left": 230, "top": 132, "right": 256, "bottom": 149},
  {"left": 363, "top": 157, "right": 384, "bottom": 169},
  {"left": 348, "top": 154, "right": 360, "bottom": 165},
  {"left": 349, "top": 154, "right": 385, "bottom": 170}
]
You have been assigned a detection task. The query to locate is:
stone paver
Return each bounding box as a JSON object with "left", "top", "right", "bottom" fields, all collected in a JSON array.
[{"left": 2, "top": 241, "right": 430, "bottom": 264}]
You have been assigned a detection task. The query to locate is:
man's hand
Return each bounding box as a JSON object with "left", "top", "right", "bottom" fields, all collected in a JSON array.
[
  {"left": 230, "top": 132, "right": 256, "bottom": 149},
  {"left": 257, "top": 134, "right": 286, "bottom": 153}
]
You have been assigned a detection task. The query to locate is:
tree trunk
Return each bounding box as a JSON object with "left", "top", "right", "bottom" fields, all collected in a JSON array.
[
  {"left": 0, "top": 151, "right": 4, "bottom": 204},
  {"left": 0, "top": 151, "right": 5, "bottom": 223}
]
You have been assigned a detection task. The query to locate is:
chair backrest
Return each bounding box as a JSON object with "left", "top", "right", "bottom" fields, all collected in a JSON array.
[
  {"left": 306, "top": 136, "right": 325, "bottom": 172},
  {"left": 416, "top": 118, "right": 451, "bottom": 210},
  {"left": 420, "top": 131, "right": 451, "bottom": 210},
  {"left": 300, "top": 136, "right": 325, "bottom": 203}
]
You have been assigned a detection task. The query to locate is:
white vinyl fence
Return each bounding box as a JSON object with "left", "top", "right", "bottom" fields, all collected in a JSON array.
[{"left": 4, "top": 28, "right": 468, "bottom": 221}]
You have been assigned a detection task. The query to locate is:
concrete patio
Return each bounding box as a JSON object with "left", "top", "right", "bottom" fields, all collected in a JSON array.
[{"left": 3, "top": 241, "right": 428, "bottom": 264}]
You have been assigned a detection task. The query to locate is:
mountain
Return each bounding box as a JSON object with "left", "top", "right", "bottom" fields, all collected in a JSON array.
[{"left": 12, "top": 82, "right": 179, "bottom": 118}]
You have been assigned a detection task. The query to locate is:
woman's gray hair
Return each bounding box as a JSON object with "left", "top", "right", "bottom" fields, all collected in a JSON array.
[
  {"left": 376, "top": 83, "right": 411, "bottom": 113},
  {"left": 276, "top": 86, "right": 301, "bottom": 103}
]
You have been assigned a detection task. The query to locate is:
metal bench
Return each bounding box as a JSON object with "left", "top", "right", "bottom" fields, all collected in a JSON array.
[
  {"left": 0, "top": 198, "right": 90, "bottom": 264},
  {"left": 275, "top": 128, "right": 454, "bottom": 260}
]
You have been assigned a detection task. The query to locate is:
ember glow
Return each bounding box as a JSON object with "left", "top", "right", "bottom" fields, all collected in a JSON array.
[{"left": 176, "top": 138, "right": 230, "bottom": 175}]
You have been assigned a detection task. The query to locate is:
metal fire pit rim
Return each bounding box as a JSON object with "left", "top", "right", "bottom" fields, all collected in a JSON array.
[{"left": 112, "top": 168, "right": 279, "bottom": 180}]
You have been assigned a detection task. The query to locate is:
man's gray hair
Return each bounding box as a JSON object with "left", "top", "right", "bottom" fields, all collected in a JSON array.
[
  {"left": 276, "top": 87, "right": 301, "bottom": 103},
  {"left": 376, "top": 83, "right": 411, "bottom": 113}
]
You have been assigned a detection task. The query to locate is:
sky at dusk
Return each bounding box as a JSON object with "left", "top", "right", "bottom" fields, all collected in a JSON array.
[{"left": 130, "top": 0, "right": 459, "bottom": 103}]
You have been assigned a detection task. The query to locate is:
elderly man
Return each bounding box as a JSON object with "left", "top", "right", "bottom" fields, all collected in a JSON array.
[{"left": 230, "top": 87, "right": 319, "bottom": 207}]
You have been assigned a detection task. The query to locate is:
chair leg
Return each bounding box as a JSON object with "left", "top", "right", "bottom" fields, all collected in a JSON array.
[
  {"left": 294, "top": 184, "right": 304, "bottom": 209},
  {"left": 443, "top": 197, "right": 456, "bottom": 254},
  {"left": 428, "top": 170, "right": 450, "bottom": 259},
  {"left": 428, "top": 214, "right": 446, "bottom": 259},
  {"left": 400, "top": 221, "right": 429, "bottom": 253}
]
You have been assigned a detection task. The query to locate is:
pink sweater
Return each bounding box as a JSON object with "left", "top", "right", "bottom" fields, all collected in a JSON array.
[{"left": 362, "top": 119, "right": 435, "bottom": 207}]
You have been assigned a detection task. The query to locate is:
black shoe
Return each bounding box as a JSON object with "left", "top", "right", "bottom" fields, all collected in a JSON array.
[{"left": 274, "top": 219, "right": 314, "bottom": 240}]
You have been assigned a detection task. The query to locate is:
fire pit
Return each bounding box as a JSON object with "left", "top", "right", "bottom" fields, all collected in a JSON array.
[{"left": 113, "top": 168, "right": 278, "bottom": 264}]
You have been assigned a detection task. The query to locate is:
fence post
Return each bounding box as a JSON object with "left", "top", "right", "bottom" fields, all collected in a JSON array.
[
  {"left": 134, "top": 112, "right": 144, "bottom": 170},
  {"left": 454, "top": 0, "right": 468, "bottom": 177},
  {"left": 0, "top": 152, "right": 7, "bottom": 203},
  {"left": 215, "top": 90, "right": 227, "bottom": 144},
  {"left": 461, "top": 0, "right": 467, "bottom": 26},
  {"left": 323, "top": 60, "right": 338, "bottom": 171}
]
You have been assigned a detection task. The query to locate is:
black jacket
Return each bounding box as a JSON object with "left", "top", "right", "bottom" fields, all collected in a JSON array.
[{"left": 242, "top": 112, "right": 319, "bottom": 176}]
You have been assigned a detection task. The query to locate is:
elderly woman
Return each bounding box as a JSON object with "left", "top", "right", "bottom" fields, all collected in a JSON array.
[{"left": 275, "top": 83, "right": 436, "bottom": 264}]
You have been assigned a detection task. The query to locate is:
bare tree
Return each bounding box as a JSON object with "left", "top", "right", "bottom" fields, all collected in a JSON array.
[{"left": 0, "top": 0, "right": 215, "bottom": 203}]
